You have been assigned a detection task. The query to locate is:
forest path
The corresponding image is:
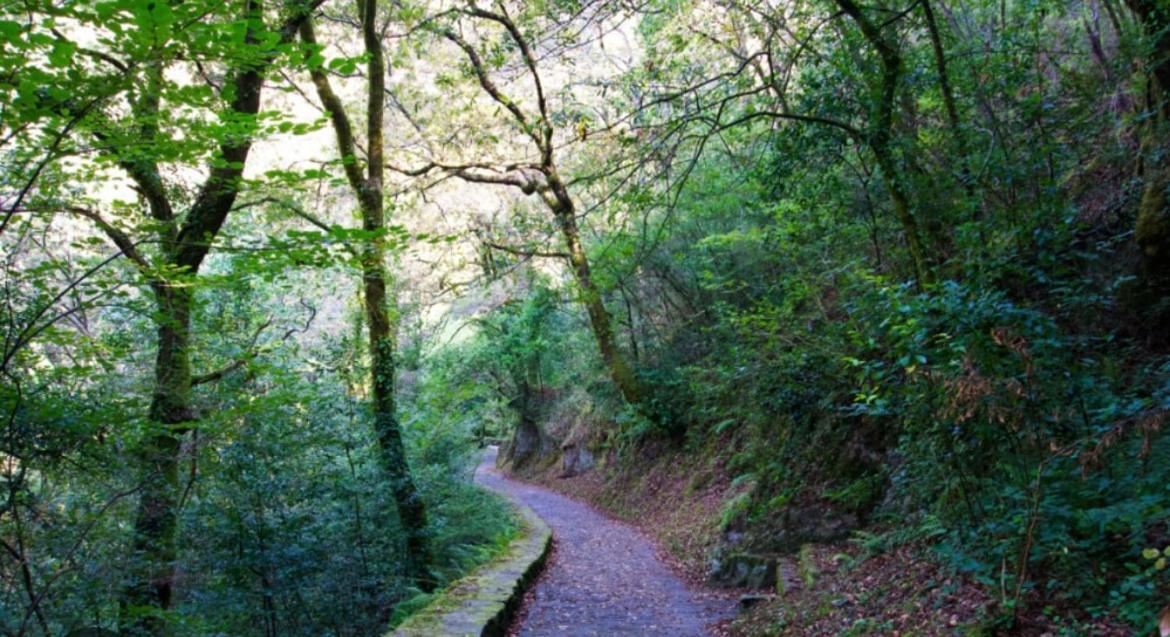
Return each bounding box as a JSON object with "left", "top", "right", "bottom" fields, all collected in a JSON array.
[{"left": 474, "top": 447, "right": 735, "bottom": 636}]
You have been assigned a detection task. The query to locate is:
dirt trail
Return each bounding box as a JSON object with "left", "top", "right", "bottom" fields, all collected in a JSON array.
[{"left": 475, "top": 448, "right": 735, "bottom": 637}]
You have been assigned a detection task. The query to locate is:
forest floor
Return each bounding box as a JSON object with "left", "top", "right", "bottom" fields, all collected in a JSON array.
[{"left": 474, "top": 448, "right": 737, "bottom": 636}]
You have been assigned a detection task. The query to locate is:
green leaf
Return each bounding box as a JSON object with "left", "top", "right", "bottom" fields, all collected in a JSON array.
[
  {"left": 0, "top": 20, "right": 23, "bottom": 41},
  {"left": 48, "top": 39, "right": 75, "bottom": 67}
]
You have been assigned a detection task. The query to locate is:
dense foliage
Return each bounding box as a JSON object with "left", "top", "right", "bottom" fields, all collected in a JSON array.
[
  {"left": 432, "top": 0, "right": 1170, "bottom": 633},
  {"left": 3, "top": 0, "right": 1169, "bottom": 635},
  {"left": 0, "top": 1, "right": 514, "bottom": 635}
]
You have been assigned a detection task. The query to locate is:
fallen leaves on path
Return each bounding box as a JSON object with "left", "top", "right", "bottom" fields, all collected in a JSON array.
[{"left": 478, "top": 456, "right": 736, "bottom": 636}]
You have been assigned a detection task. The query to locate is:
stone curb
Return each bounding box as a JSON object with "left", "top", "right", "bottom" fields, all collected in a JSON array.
[{"left": 389, "top": 500, "right": 552, "bottom": 637}]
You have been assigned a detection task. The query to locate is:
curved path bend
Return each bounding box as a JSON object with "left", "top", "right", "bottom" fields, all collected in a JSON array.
[{"left": 474, "top": 448, "right": 735, "bottom": 637}]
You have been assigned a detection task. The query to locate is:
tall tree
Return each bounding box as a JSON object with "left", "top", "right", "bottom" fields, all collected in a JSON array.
[
  {"left": 833, "top": 0, "right": 932, "bottom": 285},
  {"left": 297, "top": 2, "right": 435, "bottom": 590},
  {"left": 401, "top": 5, "right": 643, "bottom": 407},
  {"left": 19, "top": 1, "right": 328, "bottom": 634}
]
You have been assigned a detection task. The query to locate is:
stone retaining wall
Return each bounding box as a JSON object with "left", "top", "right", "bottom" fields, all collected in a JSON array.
[{"left": 390, "top": 501, "right": 551, "bottom": 637}]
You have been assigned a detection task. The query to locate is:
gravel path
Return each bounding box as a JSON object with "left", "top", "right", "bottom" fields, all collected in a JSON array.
[{"left": 474, "top": 448, "right": 735, "bottom": 637}]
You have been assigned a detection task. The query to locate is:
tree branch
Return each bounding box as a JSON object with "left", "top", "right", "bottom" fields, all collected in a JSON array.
[
  {"left": 437, "top": 27, "right": 544, "bottom": 151},
  {"left": 486, "top": 241, "right": 569, "bottom": 259},
  {"left": 64, "top": 207, "right": 151, "bottom": 270},
  {"left": 299, "top": 16, "right": 368, "bottom": 196},
  {"left": 266, "top": 196, "right": 358, "bottom": 256},
  {"left": 190, "top": 319, "right": 272, "bottom": 386},
  {"left": 174, "top": 0, "right": 330, "bottom": 272},
  {"left": 461, "top": 5, "right": 553, "bottom": 158}
]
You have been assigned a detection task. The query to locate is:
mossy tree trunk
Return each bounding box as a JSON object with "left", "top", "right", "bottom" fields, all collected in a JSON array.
[
  {"left": 70, "top": 3, "right": 328, "bottom": 634},
  {"left": 120, "top": 285, "right": 192, "bottom": 636},
  {"left": 1126, "top": 1, "right": 1170, "bottom": 285},
  {"left": 363, "top": 254, "right": 432, "bottom": 589},
  {"left": 543, "top": 176, "right": 642, "bottom": 406},
  {"left": 836, "top": 0, "right": 933, "bottom": 287},
  {"left": 300, "top": 4, "right": 434, "bottom": 590}
]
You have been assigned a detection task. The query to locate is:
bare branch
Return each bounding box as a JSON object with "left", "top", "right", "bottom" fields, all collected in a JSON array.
[
  {"left": 437, "top": 27, "right": 544, "bottom": 151},
  {"left": 485, "top": 241, "right": 569, "bottom": 259}
]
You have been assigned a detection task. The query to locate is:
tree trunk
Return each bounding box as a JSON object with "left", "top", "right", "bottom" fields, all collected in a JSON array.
[
  {"left": 104, "top": 3, "right": 322, "bottom": 632},
  {"left": 545, "top": 175, "right": 642, "bottom": 406},
  {"left": 837, "top": 0, "right": 933, "bottom": 287},
  {"left": 120, "top": 285, "right": 194, "bottom": 637},
  {"left": 922, "top": 0, "right": 977, "bottom": 208},
  {"left": 922, "top": 0, "right": 992, "bottom": 249},
  {"left": 357, "top": 15, "right": 434, "bottom": 578},
  {"left": 871, "top": 143, "right": 932, "bottom": 287},
  {"left": 360, "top": 237, "right": 434, "bottom": 591},
  {"left": 1127, "top": 1, "right": 1170, "bottom": 284},
  {"left": 299, "top": 3, "right": 436, "bottom": 590}
]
